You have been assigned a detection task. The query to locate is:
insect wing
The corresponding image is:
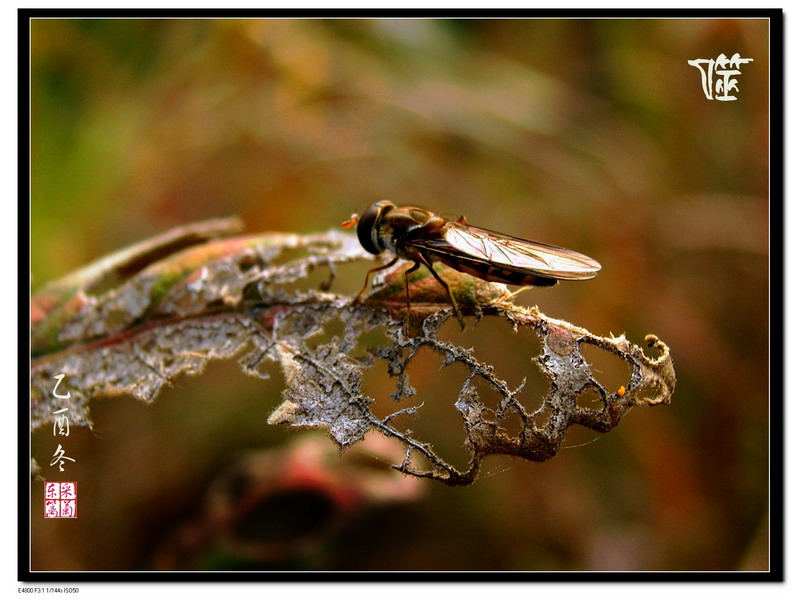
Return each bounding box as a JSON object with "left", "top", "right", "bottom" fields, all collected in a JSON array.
[{"left": 443, "top": 223, "right": 601, "bottom": 280}]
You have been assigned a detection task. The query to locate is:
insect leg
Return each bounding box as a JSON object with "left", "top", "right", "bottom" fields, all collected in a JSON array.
[
  {"left": 404, "top": 261, "right": 421, "bottom": 315},
  {"left": 354, "top": 256, "right": 399, "bottom": 302},
  {"left": 403, "top": 261, "right": 421, "bottom": 335},
  {"left": 418, "top": 255, "right": 465, "bottom": 329}
]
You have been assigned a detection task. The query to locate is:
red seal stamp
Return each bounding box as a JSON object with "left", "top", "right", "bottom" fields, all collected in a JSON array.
[{"left": 44, "top": 482, "right": 77, "bottom": 518}]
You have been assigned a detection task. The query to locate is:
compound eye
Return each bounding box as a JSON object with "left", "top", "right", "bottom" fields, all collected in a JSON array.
[{"left": 356, "top": 201, "right": 393, "bottom": 254}]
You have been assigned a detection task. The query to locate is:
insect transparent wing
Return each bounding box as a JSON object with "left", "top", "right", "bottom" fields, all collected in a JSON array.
[{"left": 444, "top": 223, "right": 601, "bottom": 280}]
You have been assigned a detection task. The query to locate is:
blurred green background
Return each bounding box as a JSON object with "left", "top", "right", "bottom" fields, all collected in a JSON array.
[{"left": 29, "top": 18, "right": 770, "bottom": 571}]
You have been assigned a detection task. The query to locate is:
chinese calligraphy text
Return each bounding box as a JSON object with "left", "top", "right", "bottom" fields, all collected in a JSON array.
[{"left": 688, "top": 53, "right": 754, "bottom": 101}]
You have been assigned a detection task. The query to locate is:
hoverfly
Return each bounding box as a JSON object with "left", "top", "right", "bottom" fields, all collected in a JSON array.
[{"left": 342, "top": 200, "right": 601, "bottom": 329}]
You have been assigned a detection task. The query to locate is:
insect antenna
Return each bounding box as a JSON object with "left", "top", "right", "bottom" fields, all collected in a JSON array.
[{"left": 341, "top": 214, "right": 359, "bottom": 229}]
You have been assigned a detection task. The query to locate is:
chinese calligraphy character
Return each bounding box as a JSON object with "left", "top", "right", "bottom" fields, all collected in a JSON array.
[
  {"left": 44, "top": 482, "right": 60, "bottom": 499},
  {"left": 53, "top": 407, "right": 70, "bottom": 437},
  {"left": 49, "top": 444, "right": 76, "bottom": 472},
  {"left": 52, "top": 373, "right": 71, "bottom": 399},
  {"left": 60, "top": 499, "right": 77, "bottom": 517},
  {"left": 44, "top": 499, "right": 61, "bottom": 518},
  {"left": 688, "top": 53, "right": 753, "bottom": 101},
  {"left": 60, "top": 482, "right": 76, "bottom": 499}
]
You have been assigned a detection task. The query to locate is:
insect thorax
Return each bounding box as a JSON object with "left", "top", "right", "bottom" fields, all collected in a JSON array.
[{"left": 380, "top": 208, "right": 446, "bottom": 259}]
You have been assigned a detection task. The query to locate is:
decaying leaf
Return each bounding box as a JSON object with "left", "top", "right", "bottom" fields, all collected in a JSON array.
[{"left": 30, "top": 219, "right": 675, "bottom": 485}]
